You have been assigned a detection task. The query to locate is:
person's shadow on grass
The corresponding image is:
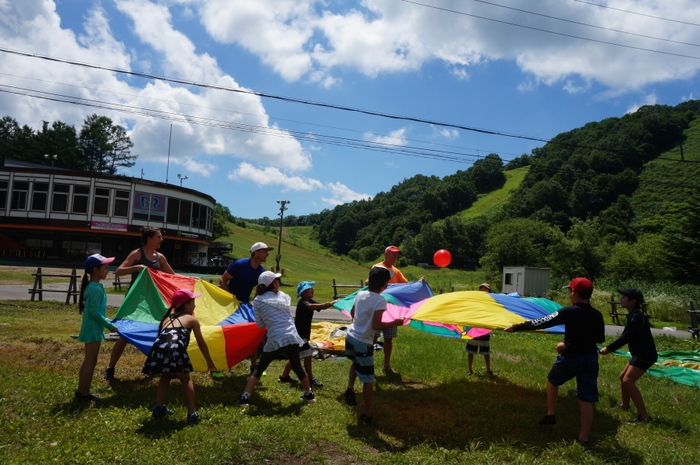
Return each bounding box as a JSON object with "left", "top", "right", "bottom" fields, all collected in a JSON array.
[{"left": 343, "top": 377, "right": 651, "bottom": 461}]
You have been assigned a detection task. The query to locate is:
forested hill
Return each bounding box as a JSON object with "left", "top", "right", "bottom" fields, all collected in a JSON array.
[{"left": 310, "top": 101, "right": 700, "bottom": 284}]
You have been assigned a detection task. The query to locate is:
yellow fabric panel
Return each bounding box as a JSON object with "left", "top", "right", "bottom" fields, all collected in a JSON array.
[
  {"left": 411, "top": 291, "right": 528, "bottom": 329},
  {"left": 192, "top": 280, "right": 239, "bottom": 326},
  {"left": 309, "top": 321, "right": 347, "bottom": 351},
  {"left": 188, "top": 325, "right": 226, "bottom": 372}
]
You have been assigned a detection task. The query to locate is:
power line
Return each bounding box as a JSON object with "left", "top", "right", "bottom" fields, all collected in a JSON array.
[
  {"left": 463, "top": 0, "right": 700, "bottom": 49},
  {"left": 0, "top": 83, "right": 497, "bottom": 165},
  {"left": 0, "top": 71, "right": 523, "bottom": 158},
  {"left": 400, "top": 0, "right": 700, "bottom": 60},
  {"left": 0, "top": 46, "right": 554, "bottom": 144},
  {"left": 572, "top": 0, "right": 700, "bottom": 28}
]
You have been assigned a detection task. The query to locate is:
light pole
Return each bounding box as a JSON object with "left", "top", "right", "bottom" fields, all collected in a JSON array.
[
  {"left": 44, "top": 153, "right": 57, "bottom": 168},
  {"left": 177, "top": 173, "right": 189, "bottom": 186},
  {"left": 275, "top": 200, "right": 290, "bottom": 273}
]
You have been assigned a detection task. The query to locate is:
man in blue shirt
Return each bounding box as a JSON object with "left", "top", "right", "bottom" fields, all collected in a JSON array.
[
  {"left": 219, "top": 242, "right": 273, "bottom": 374},
  {"left": 219, "top": 242, "right": 273, "bottom": 303}
]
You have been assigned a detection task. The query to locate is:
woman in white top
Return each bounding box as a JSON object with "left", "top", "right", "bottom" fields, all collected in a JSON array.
[{"left": 236, "top": 271, "right": 316, "bottom": 405}]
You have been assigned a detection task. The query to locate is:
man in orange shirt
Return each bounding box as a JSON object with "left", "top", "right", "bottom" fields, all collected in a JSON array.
[{"left": 372, "top": 245, "right": 408, "bottom": 375}]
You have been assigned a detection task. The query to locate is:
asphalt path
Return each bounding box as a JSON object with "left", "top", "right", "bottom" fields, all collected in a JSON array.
[{"left": 0, "top": 284, "right": 690, "bottom": 338}]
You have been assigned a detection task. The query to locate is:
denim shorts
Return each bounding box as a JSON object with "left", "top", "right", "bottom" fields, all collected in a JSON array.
[
  {"left": 547, "top": 351, "right": 599, "bottom": 403},
  {"left": 345, "top": 335, "right": 374, "bottom": 383}
]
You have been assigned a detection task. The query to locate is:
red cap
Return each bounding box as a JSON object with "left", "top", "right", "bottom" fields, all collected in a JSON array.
[
  {"left": 563, "top": 277, "right": 593, "bottom": 293},
  {"left": 385, "top": 245, "right": 401, "bottom": 254}
]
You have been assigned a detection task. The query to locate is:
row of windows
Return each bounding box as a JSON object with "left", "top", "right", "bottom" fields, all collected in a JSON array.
[{"left": 0, "top": 180, "right": 213, "bottom": 231}]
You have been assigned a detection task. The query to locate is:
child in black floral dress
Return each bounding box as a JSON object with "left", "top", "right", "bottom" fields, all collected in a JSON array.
[{"left": 143, "top": 289, "right": 216, "bottom": 423}]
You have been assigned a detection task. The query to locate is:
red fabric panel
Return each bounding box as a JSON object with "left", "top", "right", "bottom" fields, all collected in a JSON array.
[
  {"left": 148, "top": 269, "right": 197, "bottom": 307},
  {"left": 221, "top": 323, "right": 267, "bottom": 368}
]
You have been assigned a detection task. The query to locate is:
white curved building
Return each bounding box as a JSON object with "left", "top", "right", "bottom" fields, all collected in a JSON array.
[{"left": 0, "top": 160, "right": 215, "bottom": 268}]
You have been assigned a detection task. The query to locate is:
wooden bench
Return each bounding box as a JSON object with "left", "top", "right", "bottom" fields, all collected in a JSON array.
[
  {"left": 609, "top": 294, "right": 649, "bottom": 326},
  {"left": 332, "top": 279, "right": 365, "bottom": 299},
  {"left": 112, "top": 274, "right": 130, "bottom": 292},
  {"left": 28, "top": 267, "right": 80, "bottom": 304},
  {"left": 687, "top": 301, "right": 699, "bottom": 339}
]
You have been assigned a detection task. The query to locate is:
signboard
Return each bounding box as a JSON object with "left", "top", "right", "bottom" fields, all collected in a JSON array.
[
  {"left": 91, "top": 221, "right": 128, "bottom": 232},
  {"left": 133, "top": 192, "right": 166, "bottom": 220}
]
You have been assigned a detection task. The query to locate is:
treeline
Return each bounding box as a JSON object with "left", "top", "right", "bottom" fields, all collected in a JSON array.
[
  {"left": 283, "top": 102, "right": 700, "bottom": 285},
  {"left": 0, "top": 114, "right": 137, "bottom": 174}
]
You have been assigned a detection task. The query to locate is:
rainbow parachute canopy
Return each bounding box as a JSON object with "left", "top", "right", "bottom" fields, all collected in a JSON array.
[{"left": 113, "top": 269, "right": 265, "bottom": 371}]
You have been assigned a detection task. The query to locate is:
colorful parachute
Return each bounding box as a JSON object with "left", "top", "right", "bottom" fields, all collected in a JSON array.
[
  {"left": 611, "top": 348, "right": 700, "bottom": 388},
  {"left": 332, "top": 283, "right": 564, "bottom": 337},
  {"left": 113, "top": 269, "right": 265, "bottom": 371}
]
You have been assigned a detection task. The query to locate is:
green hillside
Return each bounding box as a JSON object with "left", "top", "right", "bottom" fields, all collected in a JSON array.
[{"left": 459, "top": 166, "right": 529, "bottom": 221}]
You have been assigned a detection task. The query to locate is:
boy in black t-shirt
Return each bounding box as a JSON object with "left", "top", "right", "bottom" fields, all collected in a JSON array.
[{"left": 279, "top": 281, "right": 335, "bottom": 388}]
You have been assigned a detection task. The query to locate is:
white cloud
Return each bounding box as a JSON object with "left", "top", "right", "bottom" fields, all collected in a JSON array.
[
  {"left": 231, "top": 163, "right": 370, "bottom": 206},
  {"left": 364, "top": 128, "right": 407, "bottom": 146},
  {"left": 626, "top": 94, "right": 658, "bottom": 114},
  {"left": 0, "top": 0, "right": 312, "bottom": 175},
  {"left": 439, "top": 128, "right": 459, "bottom": 139},
  {"left": 192, "top": 0, "right": 700, "bottom": 93}
]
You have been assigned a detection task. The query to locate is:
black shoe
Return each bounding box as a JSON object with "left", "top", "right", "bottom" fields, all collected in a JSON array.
[
  {"left": 360, "top": 413, "right": 373, "bottom": 425},
  {"left": 278, "top": 375, "right": 296, "bottom": 384},
  {"left": 300, "top": 391, "right": 316, "bottom": 404},
  {"left": 610, "top": 403, "right": 630, "bottom": 411},
  {"left": 237, "top": 394, "right": 250, "bottom": 406},
  {"left": 103, "top": 367, "right": 115, "bottom": 381},
  {"left": 574, "top": 437, "right": 590, "bottom": 448},
  {"left": 344, "top": 388, "right": 357, "bottom": 406},
  {"left": 626, "top": 415, "right": 652, "bottom": 424},
  {"left": 187, "top": 412, "right": 200, "bottom": 424},
  {"left": 75, "top": 392, "right": 100, "bottom": 402},
  {"left": 310, "top": 377, "right": 324, "bottom": 388},
  {"left": 539, "top": 414, "right": 556, "bottom": 425}
]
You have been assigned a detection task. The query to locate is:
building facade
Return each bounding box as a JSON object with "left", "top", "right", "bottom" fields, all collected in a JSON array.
[{"left": 0, "top": 162, "right": 215, "bottom": 269}]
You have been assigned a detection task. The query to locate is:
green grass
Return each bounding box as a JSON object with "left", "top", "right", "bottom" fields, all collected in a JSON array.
[
  {"left": 2, "top": 300, "right": 700, "bottom": 464},
  {"left": 459, "top": 166, "right": 529, "bottom": 221}
]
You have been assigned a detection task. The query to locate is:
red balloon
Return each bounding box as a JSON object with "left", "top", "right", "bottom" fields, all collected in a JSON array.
[{"left": 433, "top": 249, "right": 452, "bottom": 268}]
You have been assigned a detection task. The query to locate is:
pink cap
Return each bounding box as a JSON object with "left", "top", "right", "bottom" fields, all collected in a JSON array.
[{"left": 171, "top": 289, "right": 202, "bottom": 308}]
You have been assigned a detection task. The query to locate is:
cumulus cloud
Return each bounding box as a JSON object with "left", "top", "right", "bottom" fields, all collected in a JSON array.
[
  {"left": 626, "top": 94, "right": 658, "bottom": 114},
  {"left": 0, "top": 0, "right": 311, "bottom": 174},
  {"left": 231, "top": 163, "right": 370, "bottom": 206},
  {"left": 364, "top": 128, "right": 408, "bottom": 146},
  {"left": 192, "top": 0, "right": 700, "bottom": 93},
  {"left": 440, "top": 128, "right": 459, "bottom": 139}
]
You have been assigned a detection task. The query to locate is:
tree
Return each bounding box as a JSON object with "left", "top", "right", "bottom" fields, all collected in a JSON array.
[
  {"left": 78, "top": 114, "right": 136, "bottom": 174},
  {"left": 34, "top": 121, "right": 80, "bottom": 169}
]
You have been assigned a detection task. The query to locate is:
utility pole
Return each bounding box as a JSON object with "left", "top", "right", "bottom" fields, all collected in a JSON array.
[{"left": 275, "top": 200, "right": 290, "bottom": 273}]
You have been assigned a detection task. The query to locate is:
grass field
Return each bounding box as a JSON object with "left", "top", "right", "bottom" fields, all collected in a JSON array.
[
  {"left": 459, "top": 166, "right": 529, "bottom": 221},
  {"left": 1, "top": 300, "right": 700, "bottom": 464}
]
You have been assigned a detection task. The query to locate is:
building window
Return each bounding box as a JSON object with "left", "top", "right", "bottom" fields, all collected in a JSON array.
[
  {"left": 52, "top": 184, "right": 70, "bottom": 212},
  {"left": 192, "top": 203, "right": 201, "bottom": 228},
  {"left": 207, "top": 207, "right": 213, "bottom": 231},
  {"left": 505, "top": 273, "right": 513, "bottom": 285},
  {"left": 113, "top": 190, "right": 129, "bottom": 217},
  {"left": 31, "top": 182, "right": 49, "bottom": 211},
  {"left": 167, "top": 198, "right": 179, "bottom": 224},
  {"left": 0, "top": 181, "right": 7, "bottom": 209},
  {"left": 179, "top": 200, "right": 191, "bottom": 226},
  {"left": 11, "top": 181, "right": 29, "bottom": 210},
  {"left": 93, "top": 188, "right": 110, "bottom": 216},
  {"left": 72, "top": 185, "right": 90, "bottom": 214}
]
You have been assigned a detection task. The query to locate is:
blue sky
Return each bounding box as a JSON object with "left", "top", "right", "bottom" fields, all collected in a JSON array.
[{"left": 1, "top": 0, "right": 699, "bottom": 219}]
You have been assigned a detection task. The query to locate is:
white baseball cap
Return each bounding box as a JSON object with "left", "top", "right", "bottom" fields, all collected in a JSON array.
[
  {"left": 250, "top": 242, "right": 274, "bottom": 253},
  {"left": 258, "top": 271, "right": 282, "bottom": 287}
]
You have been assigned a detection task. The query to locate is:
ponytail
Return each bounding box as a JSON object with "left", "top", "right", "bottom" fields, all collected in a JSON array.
[
  {"left": 78, "top": 272, "right": 90, "bottom": 314},
  {"left": 158, "top": 301, "right": 190, "bottom": 327},
  {"left": 254, "top": 282, "right": 276, "bottom": 296}
]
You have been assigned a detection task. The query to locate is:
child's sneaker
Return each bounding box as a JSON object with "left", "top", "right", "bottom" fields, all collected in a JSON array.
[
  {"left": 310, "top": 377, "right": 324, "bottom": 388},
  {"left": 344, "top": 388, "right": 357, "bottom": 406},
  {"left": 187, "top": 412, "right": 200, "bottom": 424},
  {"left": 278, "top": 375, "right": 296, "bottom": 384},
  {"left": 539, "top": 414, "right": 556, "bottom": 425},
  {"left": 236, "top": 394, "right": 250, "bottom": 406},
  {"left": 467, "top": 370, "right": 474, "bottom": 376},
  {"left": 152, "top": 405, "right": 174, "bottom": 418},
  {"left": 103, "top": 367, "right": 115, "bottom": 381},
  {"left": 610, "top": 403, "right": 630, "bottom": 411},
  {"left": 626, "top": 415, "right": 652, "bottom": 424},
  {"left": 360, "top": 413, "right": 374, "bottom": 425},
  {"left": 300, "top": 391, "right": 316, "bottom": 404}
]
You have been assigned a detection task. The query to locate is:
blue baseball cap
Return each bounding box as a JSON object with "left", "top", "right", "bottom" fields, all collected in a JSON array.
[
  {"left": 84, "top": 253, "right": 115, "bottom": 272},
  {"left": 297, "top": 281, "right": 315, "bottom": 297}
]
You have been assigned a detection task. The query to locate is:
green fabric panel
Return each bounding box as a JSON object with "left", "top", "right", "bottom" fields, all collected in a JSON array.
[
  {"left": 523, "top": 297, "right": 562, "bottom": 313},
  {"left": 113, "top": 268, "right": 168, "bottom": 323}
]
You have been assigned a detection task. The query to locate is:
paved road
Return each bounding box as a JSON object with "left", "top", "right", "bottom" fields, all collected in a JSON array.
[{"left": 0, "top": 284, "right": 689, "bottom": 338}]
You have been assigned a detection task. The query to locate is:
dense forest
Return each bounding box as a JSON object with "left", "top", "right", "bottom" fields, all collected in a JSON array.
[{"left": 283, "top": 102, "right": 700, "bottom": 284}]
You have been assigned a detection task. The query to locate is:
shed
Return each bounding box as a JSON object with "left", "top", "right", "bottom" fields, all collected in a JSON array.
[{"left": 501, "top": 267, "right": 550, "bottom": 297}]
